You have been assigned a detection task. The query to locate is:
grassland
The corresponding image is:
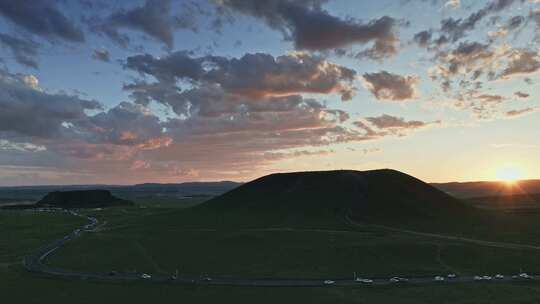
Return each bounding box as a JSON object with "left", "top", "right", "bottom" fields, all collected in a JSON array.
[
  {"left": 5, "top": 204, "right": 540, "bottom": 303},
  {"left": 43, "top": 205, "right": 540, "bottom": 279}
]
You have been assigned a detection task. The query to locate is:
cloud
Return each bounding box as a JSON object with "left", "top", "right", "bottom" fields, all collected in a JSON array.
[
  {"left": 427, "top": 41, "right": 513, "bottom": 92},
  {"left": 506, "top": 107, "right": 537, "bottom": 117},
  {"left": 0, "top": 33, "right": 40, "bottom": 68},
  {"left": 440, "top": 0, "right": 520, "bottom": 42},
  {"left": 488, "top": 15, "right": 526, "bottom": 39},
  {"left": 95, "top": 0, "right": 198, "bottom": 49},
  {"left": 445, "top": 0, "right": 460, "bottom": 9},
  {"left": 217, "top": 0, "right": 399, "bottom": 55},
  {"left": 475, "top": 94, "right": 504, "bottom": 103},
  {"left": 0, "top": 140, "right": 46, "bottom": 152},
  {"left": 514, "top": 91, "right": 530, "bottom": 98},
  {"left": 0, "top": 54, "right": 371, "bottom": 184},
  {"left": 82, "top": 102, "right": 168, "bottom": 147},
  {"left": 444, "top": 41, "right": 494, "bottom": 75},
  {"left": 362, "top": 71, "right": 418, "bottom": 101},
  {"left": 0, "top": 70, "right": 101, "bottom": 139},
  {"left": 365, "top": 114, "right": 432, "bottom": 129},
  {"left": 0, "top": 1, "right": 84, "bottom": 42},
  {"left": 91, "top": 49, "right": 110, "bottom": 62},
  {"left": 354, "top": 114, "right": 439, "bottom": 137},
  {"left": 413, "top": 30, "right": 433, "bottom": 48},
  {"left": 499, "top": 49, "right": 540, "bottom": 79},
  {"left": 453, "top": 92, "right": 509, "bottom": 119},
  {"left": 125, "top": 51, "right": 357, "bottom": 102}
]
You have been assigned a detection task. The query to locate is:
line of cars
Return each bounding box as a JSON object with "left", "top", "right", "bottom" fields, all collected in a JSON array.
[{"left": 323, "top": 272, "right": 535, "bottom": 286}]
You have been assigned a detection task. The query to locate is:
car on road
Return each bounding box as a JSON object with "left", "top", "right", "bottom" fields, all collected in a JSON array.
[
  {"left": 482, "top": 276, "right": 492, "bottom": 280},
  {"left": 519, "top": 273, "right": 533, "bottom": 279},
  {"left": 447, "top": 273, "right": 457, "bottom": 279},
  {"left": 390, "top": 277, "right": 408, "bottom": 283},
  {"left": 141, "top": 273, "right": 151, "bottom": 279},
  {"left": 201, "top": 276, "right": 212, "bottom": 282},
  {"left": 474, "top": 276, "right": 483, "bottom": 281},
  {"left": 434, "top": 276, "right": 445, "bottom": 282},
  {"left": 323, "top": 280, "right": 335, "bottom": 285},
  {"left": 495, "top": 274, "right": 504, "bottom": 279},
  {"left": 355, "top": 278, "right": 373, "bottom": 284}
]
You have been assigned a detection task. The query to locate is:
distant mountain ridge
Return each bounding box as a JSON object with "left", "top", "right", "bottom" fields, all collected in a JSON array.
[
  {"left": 0, "top": 181, "right": 242, "bottom": 205},
  {"left": 37, "top": 190, "right": 133, "bottom": 209},
  {"left": 0, "top": 181, "right": 241, "bottom": 191},
  {"left": 432, "top": 180, "right": 540, "bottom": 198}
]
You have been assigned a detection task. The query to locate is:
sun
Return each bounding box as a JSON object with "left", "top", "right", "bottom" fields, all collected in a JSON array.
[{"left": 496, "top": 166, "right": 524, "bottom": 184}]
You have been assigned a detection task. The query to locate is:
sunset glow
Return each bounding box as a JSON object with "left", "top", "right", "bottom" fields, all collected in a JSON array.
[
  {"left": 0, "top": 0, "right": 538, "bottom": 185},
  {"left": 496, "top": 166, "right": 524, "bottom": 184}
]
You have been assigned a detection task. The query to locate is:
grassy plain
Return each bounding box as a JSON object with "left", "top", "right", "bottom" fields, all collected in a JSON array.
[{"left": 4, "top": 195, "right": 540, "bottom": 303}]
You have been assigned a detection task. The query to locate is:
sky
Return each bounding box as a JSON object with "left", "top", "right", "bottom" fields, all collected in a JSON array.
[{"left": 0, "top": 0, "right": 539, "bottom": 186}]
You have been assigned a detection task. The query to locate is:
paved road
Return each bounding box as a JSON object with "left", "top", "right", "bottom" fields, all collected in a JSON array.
[{"left": 21, "top": 210, "right": 540, "bottom": 287}]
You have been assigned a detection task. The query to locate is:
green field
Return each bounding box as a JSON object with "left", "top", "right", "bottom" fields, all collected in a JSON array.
[{"left": 5, "top": 197, "right": 540, "bottom": 303}]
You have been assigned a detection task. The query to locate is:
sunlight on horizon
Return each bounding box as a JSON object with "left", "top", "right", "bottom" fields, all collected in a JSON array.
[{"left": 496, "top": 166, "right": 525, "bottom": 184}]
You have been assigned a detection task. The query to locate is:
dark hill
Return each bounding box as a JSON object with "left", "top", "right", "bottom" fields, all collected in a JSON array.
[
  {"left": 36, "top": 190, "right": 133, "bottom": 209},
  {"left": 201, "top": 169, "right": 472, "bottom": 227}
]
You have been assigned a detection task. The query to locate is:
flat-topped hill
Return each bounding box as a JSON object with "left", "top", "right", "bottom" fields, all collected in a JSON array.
[
  {"left": 200, "top": 169, "right": 472, "bottom": 226},
  {"left": 36, "top": 190, "right": 133, "bottom": 209}
]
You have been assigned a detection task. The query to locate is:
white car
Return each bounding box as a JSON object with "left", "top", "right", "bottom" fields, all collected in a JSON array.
[
  {"left": 141, "top": 273, "right": 151, "bottom": 279},
  {"left": 390, "top": 277, "right": 408, "bottom": 283},
  {"left": 447, "top": 273, "right": 457, "bottom": 279},
  {"left": 355, "top": 278, "right": 373, "bottom": 284},
  {"left": 474, "top": 276, "right": 483, "bottom": 281},
  {"left": 323, "top": 280, "right": 335, "bottom": 285},
  {"left": 519, "top": 273, "right": 532, "bottom": 279},
  {"left": 434, "top": 276, "right": 445, "bottom": 281},
  {"left": 482, "top": 276, "right": 492, "bottom": 280},
  {"left": 495, "top": 274, "right": 504, "bottom": 279}
]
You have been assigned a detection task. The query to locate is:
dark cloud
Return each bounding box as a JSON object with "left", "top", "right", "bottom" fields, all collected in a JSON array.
[
  {"left": 453, "top": 92, "right": 507, "bottom": 120},
  {"left": 499, "top": 49, "right": 540, "bottom": 79},
  {"left": 448, "top": 41, "right": 494, "bottom": 74},
  {"left": 362, "top": 71, "right": 418, "bottom": 101},
  {"left": 96, "top": 0, "right": 198, "bottom": 49},
  {"left": 428, "top": 41, "right": 503, "bottom": 92},
  {"left": 506, "top": 107, "right": 536, "bottom": 117},
  {"left": 487, "top": 15, "right": 526, "bottom": 39},
  {"left": 91, "top": 48, "right": 110, "bottom": 62},
  {"left": 475, "top": 94, "right": 505, "bottom": 103},
  {"left": 0, "top": 33, "right": 39, "bottom": 68},
  {"left": 413, "top": 30, "right": 433, "bottom": 48},
  {"left": 0, "top": 70, "right": 101, "bottom": 139},
  {"left": 125, "top": 51, "right": 204, "bottom": 82},
  {"left": 355, "top": 32, "right": 399, "bottom": 61},
  {"left": 125, "top": 51, "right": 357, "bottom": 102},
  {"left": 440, "top": 0, "right": 520, "bottom": 42},
  {"left": 0, "top": 1, "right": 84, "bottom": 42},
  {"left": 514, "top": 91, "right": 529, "bottom": 98},
  {"left": 354, "top": 114, "right": 438, "bottom": 137},
  {"left": 506, "top": 15, "right": 526, "bottom": 31},
  {"left": 82, "top": 102, "right": 168, "bottom": 148},
  {"left": 365, "top": 114, "right": 430, "bottom": 129},
  {"left": 218, "top": 0, "right": 399, "bottom": 55}
]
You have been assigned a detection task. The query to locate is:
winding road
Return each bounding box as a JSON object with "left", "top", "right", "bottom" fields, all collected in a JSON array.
[{"left": 22, "top": 209, "right": 540, "bottom": 287}]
